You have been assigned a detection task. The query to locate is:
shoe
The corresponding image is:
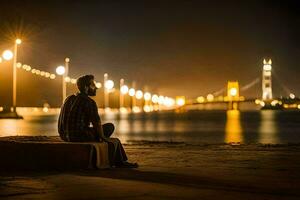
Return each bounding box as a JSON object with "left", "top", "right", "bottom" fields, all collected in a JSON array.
[{"left": 116, "top": 161, "right": 139, "bottom": 168}]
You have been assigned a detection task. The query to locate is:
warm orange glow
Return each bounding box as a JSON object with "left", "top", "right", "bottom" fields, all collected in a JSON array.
[{"left": 225, "top": 110, "right": 243, "bottom": 143}]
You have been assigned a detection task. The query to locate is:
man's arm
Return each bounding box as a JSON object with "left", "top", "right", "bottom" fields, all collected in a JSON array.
[{"left": 90, "top": 101, "right": 108, "bottom": 142}]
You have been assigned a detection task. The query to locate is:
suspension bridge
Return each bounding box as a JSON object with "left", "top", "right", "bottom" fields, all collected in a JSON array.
[{"left": 181, "top": 58, "right": 299, "bottom": 110}]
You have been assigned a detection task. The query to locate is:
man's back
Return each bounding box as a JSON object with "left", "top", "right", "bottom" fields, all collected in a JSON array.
[{"left": 58, "top": 93, "right": 100, "bottom": 141}]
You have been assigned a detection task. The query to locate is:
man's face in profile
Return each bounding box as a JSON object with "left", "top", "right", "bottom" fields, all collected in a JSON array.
[{"left": 87, "top": 79, "right": 97, "bottom": 96}]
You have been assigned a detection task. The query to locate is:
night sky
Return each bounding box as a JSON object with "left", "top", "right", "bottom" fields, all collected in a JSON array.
[{"left": 0, "top": 0, "right": 299, "bottom": 107}]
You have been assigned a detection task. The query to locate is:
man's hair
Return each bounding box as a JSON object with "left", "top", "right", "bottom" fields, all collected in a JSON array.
[{"left": 76, "top": 75, "right": 94, "bottom": 93}]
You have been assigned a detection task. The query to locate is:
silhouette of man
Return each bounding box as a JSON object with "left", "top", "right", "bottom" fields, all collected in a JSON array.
[{"left": 58, "top": 74, "right": 138, "bottom": 168}]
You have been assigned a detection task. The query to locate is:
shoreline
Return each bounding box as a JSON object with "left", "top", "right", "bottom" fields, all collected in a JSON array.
[{"left": 1, "top": 136, "right": 300, "bottom": 199}]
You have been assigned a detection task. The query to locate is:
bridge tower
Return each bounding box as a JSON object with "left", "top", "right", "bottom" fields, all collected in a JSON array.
[
  {"left": 225, "top": 81, "right": 240, "bottom": 110},
  {"left": 262, "top": 59, "right": 273, "bottom": 100}
]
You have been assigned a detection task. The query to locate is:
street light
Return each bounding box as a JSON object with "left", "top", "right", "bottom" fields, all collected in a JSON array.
[
  {"left": 144, "top": 92, "right": 151, "bottom": 101},
  {"left": 56, "top": 65, "right": 65, "bottom": 75},
  {"left": 56, "top": 65, "right": 66, "bottom": 103},
  {"left": 128, "top": 88, "right": 135, "bottom": 96},
  {"left": 2, "top": 50, "right": 13, "bottom": 60},
  {"left": 119, "top": 79, "right": 128, "bottom": 109},
  {"left": 120, "top": 85, "right": 129, "bottom": 94},
  {"left": 104, "top": 73, "right": 114, "bottom": 110},
  {"left": 135, "top": 90, "right": 143, "bottom": 99},
  {"left": 105, "top": 80, "right": 114, "bottom": 90}
]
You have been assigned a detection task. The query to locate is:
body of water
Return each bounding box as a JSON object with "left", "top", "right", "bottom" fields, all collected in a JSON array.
[{"left": 1, "top": 109, "right": 300, "bottom": 144}]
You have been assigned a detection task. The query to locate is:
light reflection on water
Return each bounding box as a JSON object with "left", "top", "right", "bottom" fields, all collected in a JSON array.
[
  {"left": 259, "top": 110, "right": 279, "bottom": 144},
  {"left": 0, "top": 109, "right": 300, "bottom": 144},
  {"left": 225, "top": 110, "right": 243, "bottom": 143}
]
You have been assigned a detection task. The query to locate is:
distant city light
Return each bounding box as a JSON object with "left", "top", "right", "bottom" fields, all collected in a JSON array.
[
  {"left": 56, "top": 66, "right": 65, "bottom": 75},
  {"left": 2, "top": 50, "right": 13, "bottom": 60}
]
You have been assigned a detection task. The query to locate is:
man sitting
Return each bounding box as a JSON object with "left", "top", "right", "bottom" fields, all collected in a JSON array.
[{"left": 58, "top": 74, "right": 138, "bottom": 168}]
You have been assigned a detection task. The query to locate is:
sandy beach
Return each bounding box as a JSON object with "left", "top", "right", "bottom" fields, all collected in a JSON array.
[{"left": 1, "top": 138, "right": 300, "bottom": 200}]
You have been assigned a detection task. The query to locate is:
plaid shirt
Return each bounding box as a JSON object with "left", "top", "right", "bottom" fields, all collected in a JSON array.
[{"left": 58, "top": 93, "right": 100, "bottom": 141}]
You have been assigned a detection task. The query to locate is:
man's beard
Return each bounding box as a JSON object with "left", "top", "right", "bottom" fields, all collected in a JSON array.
[{"left": 88, "top": 88, "right": 96, "bottom": 96}]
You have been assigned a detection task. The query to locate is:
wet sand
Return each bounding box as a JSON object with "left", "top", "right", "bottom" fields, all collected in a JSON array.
[{"left": 1, "top": 140, "right": 300, "bottom": 199}]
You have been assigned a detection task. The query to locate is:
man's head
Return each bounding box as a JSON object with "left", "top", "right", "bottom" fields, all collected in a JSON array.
[{"left": 76, "top": 75, "right": 97, "bottom": 96}]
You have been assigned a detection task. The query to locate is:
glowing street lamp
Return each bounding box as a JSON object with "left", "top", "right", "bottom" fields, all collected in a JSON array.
[
  {"left": 128, "top": 88, "right": 135, "bottom": 96},
  {"left": 56, "top": 65, "right": 65, "bottom": 75},
  {"left": 105, "top": 80, "right": 114, "bottom": 90},
  {"left": 104, "top": 73, "right": 114, "bottom": 110},
  {"left": 144, "top": 92, "right": 151, "bottom": 101},
  {"left": 120, "top": 85, "right": 129, "bottom": 94},
  {"left": 56, "top": 65, "right": 66, "bottom": 103},
  {"left": 2, "top": 50, "right": 13, "bottom": 60},
  {"left": 176, "top": 96, "right": 185, "bottom": 106},
  {"left": 151, "top": 94, "right": 159, "bottom": 104},
  {"left": 135, "top": 90, "right": 143, "bottom": 100},
  {"left": 119, "top": 79, "right": 127, "bottom": 109}
]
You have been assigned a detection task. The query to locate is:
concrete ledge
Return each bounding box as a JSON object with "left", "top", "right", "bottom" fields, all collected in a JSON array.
[{"left": 0, "top": 137, "right": 110, "bottom": 170}]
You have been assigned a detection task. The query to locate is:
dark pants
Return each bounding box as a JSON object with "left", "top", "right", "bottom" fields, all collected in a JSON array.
[{"left": 103, "top": 123, "right": 128, "bottom": 166}]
